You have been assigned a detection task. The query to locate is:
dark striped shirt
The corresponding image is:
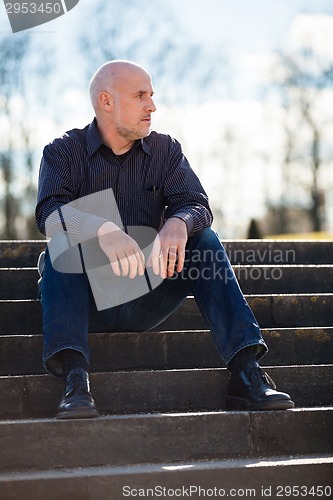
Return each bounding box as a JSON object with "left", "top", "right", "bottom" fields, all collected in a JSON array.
[{"left": 35, "top": 118, "right": 213, "bottom": 239}]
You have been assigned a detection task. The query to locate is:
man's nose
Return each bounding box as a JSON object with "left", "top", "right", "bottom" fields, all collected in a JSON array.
[{"left": 147, "top": 96, "right": 156, "bottom": 113}]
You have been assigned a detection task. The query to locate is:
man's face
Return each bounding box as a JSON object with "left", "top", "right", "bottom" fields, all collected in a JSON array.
[{"left": 112, "top": 68, "right": 156, "bottom": 141}]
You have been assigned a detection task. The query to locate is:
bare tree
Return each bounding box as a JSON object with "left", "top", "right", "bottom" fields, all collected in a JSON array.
[
  {"left": 78, "top": 0, "right": 228, "bottom": 105},
  {"left": 272, "top": 43, "right": 333, "bottom": 232},
  {"left": 0, "top": 33, "right": 31, "bottom": 238},
  {"left": 0, "top": 33, "right": 52, "bottom": 239}
]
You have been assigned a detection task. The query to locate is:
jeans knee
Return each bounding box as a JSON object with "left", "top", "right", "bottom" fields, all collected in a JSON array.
[
  {"left": 185, "top": 227, "right": 231, "bottom": 269},
  {"left": 188, "top": 227, "right": 221, "bottom": 250}
]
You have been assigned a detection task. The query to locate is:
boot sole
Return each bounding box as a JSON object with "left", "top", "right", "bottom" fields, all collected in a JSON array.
[
  {"left": 225, "top": 397, "right": 295, "bottom": 411},
  {"left": 56, "top": 407, "right": 100, "bottom": 419}
]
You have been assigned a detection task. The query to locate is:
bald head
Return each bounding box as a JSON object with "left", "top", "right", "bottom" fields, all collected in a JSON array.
[{"left": 89, "top": 60, "right": 150, "bottom": 112}]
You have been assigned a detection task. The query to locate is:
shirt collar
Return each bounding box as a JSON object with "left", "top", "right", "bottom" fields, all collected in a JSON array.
[
  {"left": 140, "top": 137, "right": 151, "bottom": 155},
  {"left": 87, "top": 118, "right": 152, "bottom": 158},
  {"left": 86, "top": 118, "right": 103, "bottom": 157}
]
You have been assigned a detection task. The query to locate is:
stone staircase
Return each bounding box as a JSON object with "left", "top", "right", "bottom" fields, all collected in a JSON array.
[{"left": 0, "top": 239, "right": 332, "bottom": 499}]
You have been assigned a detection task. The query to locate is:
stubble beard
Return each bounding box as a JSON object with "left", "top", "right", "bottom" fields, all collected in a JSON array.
[{"left": 116, "top": 122, "right": 151, "bottom": 141}]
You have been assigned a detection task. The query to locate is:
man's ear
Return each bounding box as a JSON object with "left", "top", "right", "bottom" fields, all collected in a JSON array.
[{"left": 99, "top": 91, "right": 113, "bottom": 112}]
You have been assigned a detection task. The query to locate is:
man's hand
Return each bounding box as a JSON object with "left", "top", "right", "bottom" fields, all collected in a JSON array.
[
  {"left": 97, "top": 221, "right": 145, "bottom": 279},
  {"left": 147, "top": 218, "right": 188, "bottom": 279}
]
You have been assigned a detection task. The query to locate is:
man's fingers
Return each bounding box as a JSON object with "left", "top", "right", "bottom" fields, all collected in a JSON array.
[
  {"left": 167, "top": 246, "right": 177, "bottom": 277},
  {"left": 147, "top": 237, "right": 162, "bottom": 275},
  {"left": 148, "top": 243, "right": 184, "bottom": 278},
  {"left": 136, "top": 249, "right": 146, "bottom": 276},
  {"left": 98, "top": 224, "right": 147, "bottom": 278},
  {"left": 127, "top": 253, "right": 140, "bottom": 279},
  {"left": 159, "top": 250, "right": 168, "bottom": 279},
  {"left": 152, "top": 253, "right": 163, "bottom": 277},
  {"left": 147, "top": 228, "right": 187, "bottom": 279},
  {"left": 176, "top": 247, "right": 186, "bottom": 273},
  {"left": 109, "top": 255, "right": 121, "bottom": 276},
  {"left": 119, "top": 248, "right": 147, "bottom": 278},
  {"left": 113, "top": 250, "right": 128, "bottom": 277}
]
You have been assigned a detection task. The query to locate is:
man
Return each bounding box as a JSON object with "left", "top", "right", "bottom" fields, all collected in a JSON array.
[{"left": 35, "top": 60, "right": 294, "bottom": 419}]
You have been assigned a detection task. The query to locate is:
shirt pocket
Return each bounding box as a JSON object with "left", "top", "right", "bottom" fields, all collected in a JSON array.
[{"left": 134, "top": 185, "right": 164, "bottom": 229}]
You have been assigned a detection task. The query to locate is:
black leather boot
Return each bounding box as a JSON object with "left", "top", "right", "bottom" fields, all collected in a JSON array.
[
  {"left": 56, "top": 367, "right": 100, "bottom": 419},
  {"left": 226, "top": 362, "right": 294, "bottom": 411}
]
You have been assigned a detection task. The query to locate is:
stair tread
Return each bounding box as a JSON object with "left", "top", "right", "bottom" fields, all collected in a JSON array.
[
  {"left": 1, "top": 239, "right": 332, "bottom": 486},
  {"left": 1, "top": 453, "right": 332, "bottom": 479},
  {"left": 0, "top": 408, "right": 332, "bottom": 474},
  {"left": 0, "top": 365, "right": 332, "bottom": 419},
  {"left": 1, "top": 327, "right": 332, "bottom": 375},
  {"left": 2, "top": 266, "right": 333, "bottom": 299},
  {"left": 1, "top": 294, "right": 333, "bottom": 334},
  {"left": 2, "top": 406, "right": 332, "bottom": 422},
  {"left": 1, "top": 239, "right": 333, "bottom": 265},
  {"left": 1, "top": 456, "right": 332, "bottom": 500},
  {"left": 0, "top": 457, "right": 332, "bottom": 500}
]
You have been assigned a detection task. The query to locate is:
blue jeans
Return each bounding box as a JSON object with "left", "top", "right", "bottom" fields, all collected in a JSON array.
[{"left": 41, "top": 227, "right": 267, "bottom": 376}]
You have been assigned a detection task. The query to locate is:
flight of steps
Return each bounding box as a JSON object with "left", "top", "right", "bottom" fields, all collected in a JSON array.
[{"left": 0, "top": 239, "right": 332, "bottom": 499}]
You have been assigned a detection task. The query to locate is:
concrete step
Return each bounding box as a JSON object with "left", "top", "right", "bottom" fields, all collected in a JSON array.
[
  {"left": 1, "top": 239, "right": 331, "bottom": 494},
  {"left": 1, "top": 327, "right": 332, "bottom": 376},
  {"left": 162, "top": 294, "right": 333, "bottom": 330},
  {"left": 1, "top": 365, "right": 332, "bottom": 419},
  {"left": 1, "top": 239, "right": 333, "bottom": 266},
  {"left": 224, "top": 240, "right": 333, "bottom": 265},
  {"left": 0, "top": 240, "right": 46, "bottom": 268},
  {"left": 0, "top": 455, "right": 332, "bottom": 500},
  {"left": 0, "top": 408, "right": 332, "bottom": 473},
  {"left": 0, "top": 268, "right": 40, "bottom": 300},
  {"left": 0, "top": 240, "right": 333, "bottom": 494},
  {"left": 2, "top": 265, "right": 333, "bottom": 300},
  {"left": 1, "top": 294, "right": 333, "bottom": 334},
  {"left": 234, "top": 265, "right": 333, "bottom": 294}
]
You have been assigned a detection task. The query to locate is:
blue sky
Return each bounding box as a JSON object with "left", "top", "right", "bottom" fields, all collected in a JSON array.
[
  {"left": 2, "top": 0, "right": 330, "bottom": 101},
  {"left": 167, "top": 0, "right": 333, "bottom": 98},
  {"left": 168, "top": 0, "right": 333, "bottom": 50},
  {"left": 1, "top": 0, "right": 332, "bottom": 100},
  {"left": 2, "top": 0, "right": 332, "bottom": 49}
]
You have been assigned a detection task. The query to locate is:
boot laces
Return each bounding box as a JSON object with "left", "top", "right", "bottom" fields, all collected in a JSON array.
[
  {"left": 248, "top": 365, "right": 276, "bottom": 390},
  {"left": 66, "top": 370, "right": 90, "bottom": 396}
]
